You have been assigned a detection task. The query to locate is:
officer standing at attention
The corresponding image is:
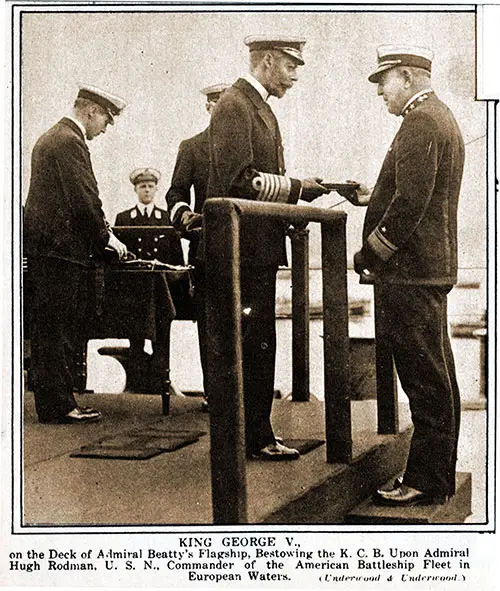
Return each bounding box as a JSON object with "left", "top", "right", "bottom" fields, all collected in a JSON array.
[
  {"left": 24, "top": 84, "right": 128, "bottom": 424},
  {"left": 353, "top": 45, "right": 465, "bottom": 506},
  {"left": 205, "top": 36, "right": 329, "bottom": 460},
  {"left": 114, "top": 167, "right": 172, "bottom": 388},
  {"left": 166, "top": 83, "right": 228, "bottom": 411},
  {"left": 115, "top": 168, "right": 169, "bottom": 227}
]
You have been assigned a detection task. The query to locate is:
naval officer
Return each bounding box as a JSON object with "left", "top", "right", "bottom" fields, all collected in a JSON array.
[
  {"left": 354, "top": 45, "right": 465, "bottom": 505},
  {"left": 166, "top": 83, "right": 229, "bottom": 264},
  {"left": 166, "top": 83, "right": 229, "bottom": 411},
  {"left": 205, "top": 35, "right": 329, "bottom": 460},
  {"left": 115, "top": 168, "right": 169, "bottom": 227},
  {"left": 24, "top": 84, "right": 128, "bottom": 424}
]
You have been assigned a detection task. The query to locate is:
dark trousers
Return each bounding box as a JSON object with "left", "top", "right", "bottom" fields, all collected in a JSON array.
[
  {"left": 376, "top": 283, "right": 461, "bottom": 497},
  {"left": 197, "top": 264, "right": 278, "bottom": 453},
  {"left": 29, "top": 257, "right": 89, "bottom": 421}
]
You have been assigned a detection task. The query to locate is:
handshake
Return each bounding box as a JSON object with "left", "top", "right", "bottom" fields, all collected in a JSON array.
[{"left": 299, "top": 178, "right": 371, "bottom": 206}]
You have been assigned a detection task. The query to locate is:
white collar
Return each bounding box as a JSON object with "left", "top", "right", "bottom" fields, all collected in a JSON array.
[
  {"left": 66, "top": 115, "right": 87, "bottom": 143},
  {"left": 137, "top": 203, "right": 154, "bottom": 216},
  {"left": 400, "top": 88, "right": 433, "bottom": 117},
  {"left": 244, "top": 73, "right": 269, "bottom": 102}
]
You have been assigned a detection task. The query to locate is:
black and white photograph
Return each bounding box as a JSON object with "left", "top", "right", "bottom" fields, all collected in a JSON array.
[{"left": 2, "top": 1, "right": 499, "bottom": 589}]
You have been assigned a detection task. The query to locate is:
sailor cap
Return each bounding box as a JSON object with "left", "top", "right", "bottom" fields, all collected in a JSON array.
[
  {"left": 77, "top": 84, "right": 127, "bottom": 120},
  {"left": 129, "top": 168, "right": 161, "bottom": 185},
  {"left": 244, "top": 35, "right": 306, "bottom": 65},
  {"left": 368, "top": 45, "right": 434, "bottom": 83}
]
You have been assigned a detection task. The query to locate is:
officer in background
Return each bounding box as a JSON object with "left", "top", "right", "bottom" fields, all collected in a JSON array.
[
  {"left": 115, "top": 167, "right": 183, "bottom": 263},
  {"left": 24, "top": 84, "right": 128, "bottom": 424},
  {"left": 114, "top": 168, "right": 178, "bottom": 390},
  {"left": 165, "top": 84, "right": 229, "bottom": 411},
  {"left": 166, "top": 83, "right": 229, "bottom": 264},
  {"left": 115, "top": 168, "right": 168, "bottom": 227}
]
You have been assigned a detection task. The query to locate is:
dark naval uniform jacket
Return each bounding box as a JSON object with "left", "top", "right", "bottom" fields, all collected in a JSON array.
[
  {"left": 362, "top": 92, "right": 465, "bottom": 285},
  {"left": 361, "top": 91, "right": 465, "bottom": 499},
  {"left": 114, "top": 205, "right": 183, "bottom": 265},
  {"left": 206, "top": 77, "right": 302, "bottom": 267},
  {"left": 205, "top": 77, "right": 303, "bottom": 454},
  {"left": 166, "top": 128, "right": 210, "bottom": 264},
  {"left": 115, "top": 204, "right": 169, "bottom": 227},
  {"left": 24, "top": 117, "right": 110, "bottom": 266},
  {"left": 166, "top": 128, "right": 210, "bottom": 217}
]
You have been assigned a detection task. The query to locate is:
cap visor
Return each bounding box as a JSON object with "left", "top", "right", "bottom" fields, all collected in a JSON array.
[
  {"left": 368, "top": 60, "right": 402, "bottom": 83},
  {"left": 281, "top": 48, "right": 304, "bottom": 65}
]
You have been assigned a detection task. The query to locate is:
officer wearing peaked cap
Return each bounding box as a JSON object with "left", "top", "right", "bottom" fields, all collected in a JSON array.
[
  {"left": 114, "top": 167, "right": 179, "bottom": 393},
  {"left": 167, "top": 83, "right": 230, "bottom": 256},
  {"left": 203, "top": 35, "right": 329, "bottom": 460},
  {"left": 207, "top": 36, "right": 327, "bottom": 211},
  {"left": 202, "top": 83, "right": 231, "bottom": 105},
  {"left": 165, "top": 83, "right": 229, "bottom": 411},
  {"left": 352, "top": 45, "right": 465, "bottom": 507},
  {"left": 77, "top": 84, "right": 127, "bottom": 129},
  {"left": 24, "top": 84, "right": 128, "bottom": 424},
  {"left": 115, "top": 167, "right": 169, "bottom": 227},
  {"left": 367, "top": 44, "right": 434, "bottom": 83}
]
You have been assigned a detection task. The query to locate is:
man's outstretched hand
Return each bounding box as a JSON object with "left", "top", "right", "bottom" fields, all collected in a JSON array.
[
  {"left": 300, "top": 177, "right": 329, "bottom": 202},
  {"left": 335, "top": 180, "right": 371, "bottom": 206}
]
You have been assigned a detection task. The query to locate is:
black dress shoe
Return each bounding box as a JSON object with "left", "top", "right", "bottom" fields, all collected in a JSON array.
[
  {"left": 372, "top": 484, "right": 444, "bottom": 507},
  {"left": 250, "top": 441, "right": 300, "bottom": 461},
  {"left": 40, "top": 406, "right": 102, "bottom": 424}
]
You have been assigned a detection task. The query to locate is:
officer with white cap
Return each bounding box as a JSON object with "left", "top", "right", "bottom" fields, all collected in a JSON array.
[
  {"left": 114, "top": 166, "right": 175, "bottom": 391},
  {"left": 115, "top": 167, "right": 169, "bottom": 226},
  {"left": 353, "top": 45, "right": 465, "bottom": 507},
  {"left": 165, "top": 82, "right": 229, "bottom": 412},
  {"left": 166, "top": 82, "right": 230, "bottom": 259},
  {"left": 24, "top": 84, "right": 128, "bottom": 424},
  {"left": 203, "top": 35, "right": 330, "bottom": 460}
]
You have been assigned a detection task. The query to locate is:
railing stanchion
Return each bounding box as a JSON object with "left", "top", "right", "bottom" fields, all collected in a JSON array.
[
  {"left": 204, "top": 199, "right": 351, "bottom": 521},
  {"left": 290, "top": 223, "right": 310, "bottom": 401},
  {"left": 205, "top": 201, "right": 248, "bottom": 524},
  {"left": 321, "top": 219, "right": 352, "bottom": 463}
]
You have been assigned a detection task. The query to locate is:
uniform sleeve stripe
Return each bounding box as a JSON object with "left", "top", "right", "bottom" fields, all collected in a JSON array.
[
  {"left": 374, "top": 227, "right": 398, "bottom": 252},
  {"left": 259, "top": 173, "right": 269, "bottom": 200},
  {"left": 170, "top": 202, "right": 191, "bottom": 224},
  {"left": 276, "top": 176, "right": 291, "bottom": 202},
  {"left": 266, "top": 173, "right": 276, "bottom": 201},
  {"left": 367, "top": 228, "right": 398, "bottom": 262},
  {"left": 253, "top": 172, "right": 292, "bottom": 203}
]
